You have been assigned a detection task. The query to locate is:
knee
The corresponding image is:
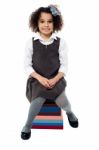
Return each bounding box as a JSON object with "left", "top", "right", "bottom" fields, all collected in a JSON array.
[
  {"left": 36, "top": 97, "right": 46, "bottom": 103},
  {"left": 31, "top": 97, "right": 46, "bottom": 105}
]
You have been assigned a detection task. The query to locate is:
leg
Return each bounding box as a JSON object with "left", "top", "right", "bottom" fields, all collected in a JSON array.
[
  {"left": 21, "top": 97, "right": 46, "bottom": 139},
  {"left": 55, "top": 90, "right": 72, "bottom": 113},
  {"left": 55, "top": 91, "right": 79, "bottom": 128}
]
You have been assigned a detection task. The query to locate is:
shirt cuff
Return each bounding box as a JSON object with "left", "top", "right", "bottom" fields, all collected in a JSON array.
[
  {"left": 25, "top": 67, "right": 35, "bottom": 78},
  {"left": 59, "top": 67, "right": 67, "bottom": 77}
]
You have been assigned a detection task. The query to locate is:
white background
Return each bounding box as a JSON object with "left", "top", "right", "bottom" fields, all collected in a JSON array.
[{"left": 0, "top": 0, "right": 99, "bottom": 149}]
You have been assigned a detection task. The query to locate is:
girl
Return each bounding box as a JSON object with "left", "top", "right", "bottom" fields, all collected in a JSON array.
[{"left": 21, "top": 5, "right": 79, "bottom": 140}]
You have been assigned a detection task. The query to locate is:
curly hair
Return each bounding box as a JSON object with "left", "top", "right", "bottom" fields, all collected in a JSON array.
[{"left": 29, "top": 6, "right": 63, "bottom": 32}]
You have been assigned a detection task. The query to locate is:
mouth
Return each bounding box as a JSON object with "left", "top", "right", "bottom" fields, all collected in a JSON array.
[{"left": 43, "top": 28, "right": 50, "bottom": 31}]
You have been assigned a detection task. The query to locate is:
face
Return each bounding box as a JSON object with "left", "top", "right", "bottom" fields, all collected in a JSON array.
[{"left": 38, "top": 12, "right": 54, "bottom": 38}]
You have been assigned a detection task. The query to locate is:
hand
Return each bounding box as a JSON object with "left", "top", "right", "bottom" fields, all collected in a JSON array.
[
  {"left": 48, "top": 77, "right": 58, "bottom": 89},
  {"left": 48, "top": 72, "right": 64, "bottom": 88},
  {"left": 31, "top": 71, "right": 64, "bottom": 89},
  {"left": 38, "top": 76, "right": 58, "bottom": 89},
  {"left": 31, "top": 71, "right": 51, "bottom": 88},
  {"left": 38, "top": 76, "right": 51, "bottom": 88}
]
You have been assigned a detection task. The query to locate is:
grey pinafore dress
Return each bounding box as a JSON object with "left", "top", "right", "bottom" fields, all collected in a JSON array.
[{"left": 26, "top": 37, "right": 67, "bottom": 102}]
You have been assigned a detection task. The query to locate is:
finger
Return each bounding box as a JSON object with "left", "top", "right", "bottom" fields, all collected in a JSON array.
[
  {"left": 50, "top": 82, "right": 55, "bottom": 87},
  {"left": 46, "top": 81, "right": 51, "bottom": 87},
  {"left": 48, "top": 80, "right": 53, "bottom": 86},
  {"left": 49, "top": 84, "right": 55, "bottom": 89},
  {"left": 45, "top": 82, "right": 51, "bottom": 88}
]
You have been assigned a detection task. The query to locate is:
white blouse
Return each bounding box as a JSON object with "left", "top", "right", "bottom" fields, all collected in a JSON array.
[{"left": 24, "top": 33, "right": 68, "bottom": 77}]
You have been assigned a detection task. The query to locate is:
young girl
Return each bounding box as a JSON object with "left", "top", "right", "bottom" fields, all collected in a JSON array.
[{"left": 21, "top": 5, "right": 79, "bottom": 140}]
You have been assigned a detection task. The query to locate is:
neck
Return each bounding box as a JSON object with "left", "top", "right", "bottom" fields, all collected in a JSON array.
[{"left": 39, "top": 33, "right": 52, "bottom": 41}]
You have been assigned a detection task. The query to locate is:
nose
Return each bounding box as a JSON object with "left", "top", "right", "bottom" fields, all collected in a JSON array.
[{"left": 45, "top": 22, "right": 48, "bottom": 26}]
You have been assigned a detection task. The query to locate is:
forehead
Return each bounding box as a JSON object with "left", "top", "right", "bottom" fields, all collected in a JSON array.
[{"left": 39, "top": 12, "right": 53, "bottom": 20}]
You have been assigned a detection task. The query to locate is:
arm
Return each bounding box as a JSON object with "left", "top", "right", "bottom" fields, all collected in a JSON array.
[
  {"left": 48, "top": 39, "right": 68, "bottom": 88},
  {"left": 51, "top": 39, "right": 68, "bottom": 82},
  {"left": 58, "top": 38, "right": 68, "bottom": 77},
  {"left": 24, "top": 38, "right": 51, "bottom": 88},
  {"left": 24, "top": 38, "right": 35, "bottom": 77},
  {"left": 53, "top": 72, "right": 64, "bottom": 82}
]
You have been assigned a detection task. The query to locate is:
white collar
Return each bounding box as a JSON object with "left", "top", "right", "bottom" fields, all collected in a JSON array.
[{"left": 33, "top": 32, "right": 57, "bottom": 41}]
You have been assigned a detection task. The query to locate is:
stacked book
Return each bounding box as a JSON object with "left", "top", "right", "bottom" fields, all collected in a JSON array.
[{"left": 32, "top": 99, "right": 63, "bottom": 129}]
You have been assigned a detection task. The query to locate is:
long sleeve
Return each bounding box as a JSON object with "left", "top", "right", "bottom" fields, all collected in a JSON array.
[
  {"left": 58, "top": 38, "right": 69, "bottom": 76},
  {"left": 24, "top": 38, "right": 35, "bottom": 77}
]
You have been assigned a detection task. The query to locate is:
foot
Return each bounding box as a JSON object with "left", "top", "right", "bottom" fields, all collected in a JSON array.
[
  {"left": 21, "top": 131, "right": 31, "bottom": 140},
  {"left": 66, "top": 112, "right": 79, "bottom": 128}
]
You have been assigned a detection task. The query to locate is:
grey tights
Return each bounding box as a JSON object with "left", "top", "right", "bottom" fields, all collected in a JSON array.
[{"left": 21, "top": 91, "right": 71, "bottom": 133}]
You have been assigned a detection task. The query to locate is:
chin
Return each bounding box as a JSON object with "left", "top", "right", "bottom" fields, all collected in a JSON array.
[{"left": 43, "top": 32, "right": 52, "bottom": 35}]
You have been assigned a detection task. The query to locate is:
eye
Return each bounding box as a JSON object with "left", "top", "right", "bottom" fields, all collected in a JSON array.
[
  {"left": 48, "top": 20, "right": 53, "bottom": 23},
  {"left": 40, "top": 20, "right": 44, "bottom": 23}
]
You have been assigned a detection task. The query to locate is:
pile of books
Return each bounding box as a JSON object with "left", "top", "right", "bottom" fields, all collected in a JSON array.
[{"left": 32, "top": 99, "right": 63, "bottom": 129}]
